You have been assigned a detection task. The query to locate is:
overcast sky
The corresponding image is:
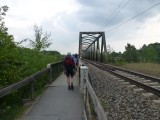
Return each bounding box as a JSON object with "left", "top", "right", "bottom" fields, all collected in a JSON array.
[{"left": 1, "top": 0, "right": 160, "bottom": 54}]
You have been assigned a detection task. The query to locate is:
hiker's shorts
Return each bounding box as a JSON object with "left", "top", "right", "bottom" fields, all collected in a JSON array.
[{"left": 65, "top": 66, "right": 74, "bottom": 77}]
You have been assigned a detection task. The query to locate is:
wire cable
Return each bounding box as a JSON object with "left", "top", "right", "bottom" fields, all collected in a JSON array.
[
  {"left": 104, "top": 0, "right": 131, "bottom": 29},
  {"left": 103, "top": 0, "right": 131, "bottom": 29},
  {"left": 102, "top": 0, "right": 126, "bottom": 27},
  {"left": 105, "top": 1, "right": 160, "bottom": 33}
]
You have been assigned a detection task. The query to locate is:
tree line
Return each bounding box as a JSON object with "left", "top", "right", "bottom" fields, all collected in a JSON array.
[{"left": 107, "top": 42, "right": 160, "bottom": 65}]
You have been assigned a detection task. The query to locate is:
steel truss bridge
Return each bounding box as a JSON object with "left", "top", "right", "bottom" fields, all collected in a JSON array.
[{"left": 79, "top": 32, "right": 107, "bottom": 62}]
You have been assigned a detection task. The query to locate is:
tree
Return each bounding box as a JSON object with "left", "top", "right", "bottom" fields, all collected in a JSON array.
[
  {"left": 140, "top": 44, "right": 158, "bottom": 62},
  {"left": 123, "top": 43, "right": 139, "bottom": 63},
  {"left": 0, "top": 6, "right": 19, "bottom": 86},
  {"left": 0, "top": 5, "right": 8, "bottom": 32},
  {"left": 148, "top": 43, "right": 160, "bottom": 62},
  {"left": 29, "top": 25, "right": 52, "bottom": 52}
]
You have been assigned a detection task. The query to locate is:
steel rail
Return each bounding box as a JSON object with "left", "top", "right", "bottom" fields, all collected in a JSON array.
[
  {"left": 105, "top": 64, "right": 160, "bottom": 83},
  {"left": 84, "top": 59, "right": 160, "bottom": 97}
]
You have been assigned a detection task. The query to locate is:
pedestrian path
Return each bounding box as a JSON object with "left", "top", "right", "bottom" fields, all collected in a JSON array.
[{"left": 21, "top": 72, "right": 84, "bottom": 120}]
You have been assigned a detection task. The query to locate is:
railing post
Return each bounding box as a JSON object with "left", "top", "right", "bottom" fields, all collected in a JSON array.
[
  {"left": 86, "top": 87, "right": 93, "bottom": 120},
  {"left": 80, "top": 65, "right": 89, "bottom": 94},
  {"left": 47, "top": 64, "right": 52, "bottom": 83},
  {"left": 30, "top": 78, "right": 34, "bottom": 100}
]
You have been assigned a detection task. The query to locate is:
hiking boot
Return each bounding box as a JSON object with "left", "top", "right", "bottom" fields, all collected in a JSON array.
[{"left": 71, "top": 83, "right": 74, "bottom": 90}]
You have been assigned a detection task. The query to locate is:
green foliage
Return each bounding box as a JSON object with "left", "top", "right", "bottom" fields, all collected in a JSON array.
[
  {"left": 107, "top": 42, "right": 160, "bottom": 65},
  {"left": 140, "top": 44, "right": 158, "bottom": 62},
  {"left": 107, "top": 51, "right": 125, "bottom": 65},
  {"left": 16, "top": 47, "right": 62, "bottom": 78},
  {"left": 0, "top": 6, "right": 63, "bottom": 119},
  {"left": 123, "top": 43, "right": 139, "bottom": 63},
  {"left": 0, "top": 47, "right": 63, "bottom": 120},
  {"left": 0, "top": 8, "right": 22, "bottom": 119},
  {"left": 0, "top": 5, "right": 8, "bottom": 19},
  {"left": 0, "top": 45, "right": 63, "bottom": 119},
  {"left": 0, "top": 96, "right": 24, "bottom": 120},
  {"left": 147, "top": 43, "right": 160, "bottom": 62},
  {"left": 0, "top": 5, "right": 20, "bottom": 87},
  {"left": 0, "top": 5, "right": 9, "bottom": 30},
  {"left": 107, "top": 52, "right": 120, "bottom": 62},
  {"left": 28, "top": 24, "right": 52, "bottom": 52},
  {"left": 122, "top": 63, "right": 160, "bottom": 77}
]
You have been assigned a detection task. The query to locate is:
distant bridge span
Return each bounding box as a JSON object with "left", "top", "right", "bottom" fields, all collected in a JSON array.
[{"left": 79, "top": 32, "right": 107, "bottom": 62}]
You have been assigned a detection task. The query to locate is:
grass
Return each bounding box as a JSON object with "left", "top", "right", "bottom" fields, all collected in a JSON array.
[
  {"left": 121, "top": 63, "right": 160, "bottom": 78},
  {"left": 0, "top": 103, "right": 24, "bottom": 120}
]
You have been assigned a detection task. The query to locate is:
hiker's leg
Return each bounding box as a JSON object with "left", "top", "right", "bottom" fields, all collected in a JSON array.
[
  {"left": 67, "top": 76, "right": 70, "bottom": 85},
  {"left": 70, "top": 72, "right": 74, "bottom": 90},
  {"left": 66, "top": 70, "right": 71, "bottom": 90},
  {"left": 71, "top": 78, "right": 74, "bottom": 90},
  {"left": 69, "top": 69, "right": 73, "bottom": 86},
  {"left": 67, "top": 76, "right": 71, "bottom": 90},
  {"left": 72, "top": 73, "right": 74, "bottom": 82},
  {"left": 66, "top": 70, "right": 69, "bottom": 85}
]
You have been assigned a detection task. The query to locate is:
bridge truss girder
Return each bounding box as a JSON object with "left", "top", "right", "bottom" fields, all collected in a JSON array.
[{"left": 79, "top": 32, "right": 107, "bottom": 62}]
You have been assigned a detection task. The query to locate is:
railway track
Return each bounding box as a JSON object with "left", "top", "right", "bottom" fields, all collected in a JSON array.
[{"left": 83, "top": 59, "right": 160, "bottom": 97}]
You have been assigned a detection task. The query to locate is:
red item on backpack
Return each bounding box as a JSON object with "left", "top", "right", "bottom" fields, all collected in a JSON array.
[{"left": 64, "top": 55, "right": 73, "bottom": 66}]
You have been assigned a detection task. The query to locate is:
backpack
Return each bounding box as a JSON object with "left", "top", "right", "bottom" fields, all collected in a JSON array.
[{"left": 64, "top": 55, "right": 73, "bottom": 66}]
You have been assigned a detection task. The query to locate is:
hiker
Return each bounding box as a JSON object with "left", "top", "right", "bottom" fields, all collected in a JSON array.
[
  {"left": 70, "top": 54, "right": 77, "bottom": 85},
  {"left": 64, "top": 52, "right": 75, "bottom": 90},
  {"left": 72, "top": 54, "right": 77, "bottom": 72},
  {"left": 74, "top": 53, "right": 78, "bottom": 66}
]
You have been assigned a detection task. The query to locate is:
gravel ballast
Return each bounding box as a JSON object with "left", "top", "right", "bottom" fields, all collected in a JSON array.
[{"left": 87, "top": 63, "right": 160, "bottom": 120}]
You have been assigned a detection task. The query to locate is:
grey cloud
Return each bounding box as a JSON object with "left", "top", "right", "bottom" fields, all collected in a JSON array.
[
  {"left": 76, "top": 0, "right": 119, "bottom": 27},
  {"left": 76, "top": 0, "right": 160, "bottom": 28},
  {"left": 25, "top": 0, "right": 160, "bottom": 44},
  {"left": 61, "top": 14, "right": 80, "bottom": 32},
  {"left": 77, "top": 0, "right": 117, "bottom": 7},
  {"left": 124, "top": 0, "right": 160, "bottom": 21}
]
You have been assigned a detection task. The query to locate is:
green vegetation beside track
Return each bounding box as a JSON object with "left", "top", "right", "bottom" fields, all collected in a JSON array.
[{"left": 121, "top": 63, "right": 160, "bottom": 78}]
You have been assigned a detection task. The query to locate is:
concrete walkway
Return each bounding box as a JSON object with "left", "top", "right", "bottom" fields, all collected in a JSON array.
[{"left": 21, "top": 72, "right": 84, "bottom": 120}]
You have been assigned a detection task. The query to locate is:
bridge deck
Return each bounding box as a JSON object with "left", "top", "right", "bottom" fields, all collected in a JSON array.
[{"left": 20, "top": 71, "right": 84, "bottom": 120}]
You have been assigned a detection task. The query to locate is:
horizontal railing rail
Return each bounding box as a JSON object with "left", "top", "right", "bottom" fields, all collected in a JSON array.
[
  {"left": 80, "top": 63, "right": 107, "bottom": 120},
  {"left": 84, "top": 77, "right": 107, "bottom": 120},
  {"left": 0, "top": 61, "right": 63, "bottom": 99}
]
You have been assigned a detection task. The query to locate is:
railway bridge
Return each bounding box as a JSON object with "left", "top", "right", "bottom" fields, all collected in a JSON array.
[{"left": 0, "top": 32, "right": 160, "bottom": 120}]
